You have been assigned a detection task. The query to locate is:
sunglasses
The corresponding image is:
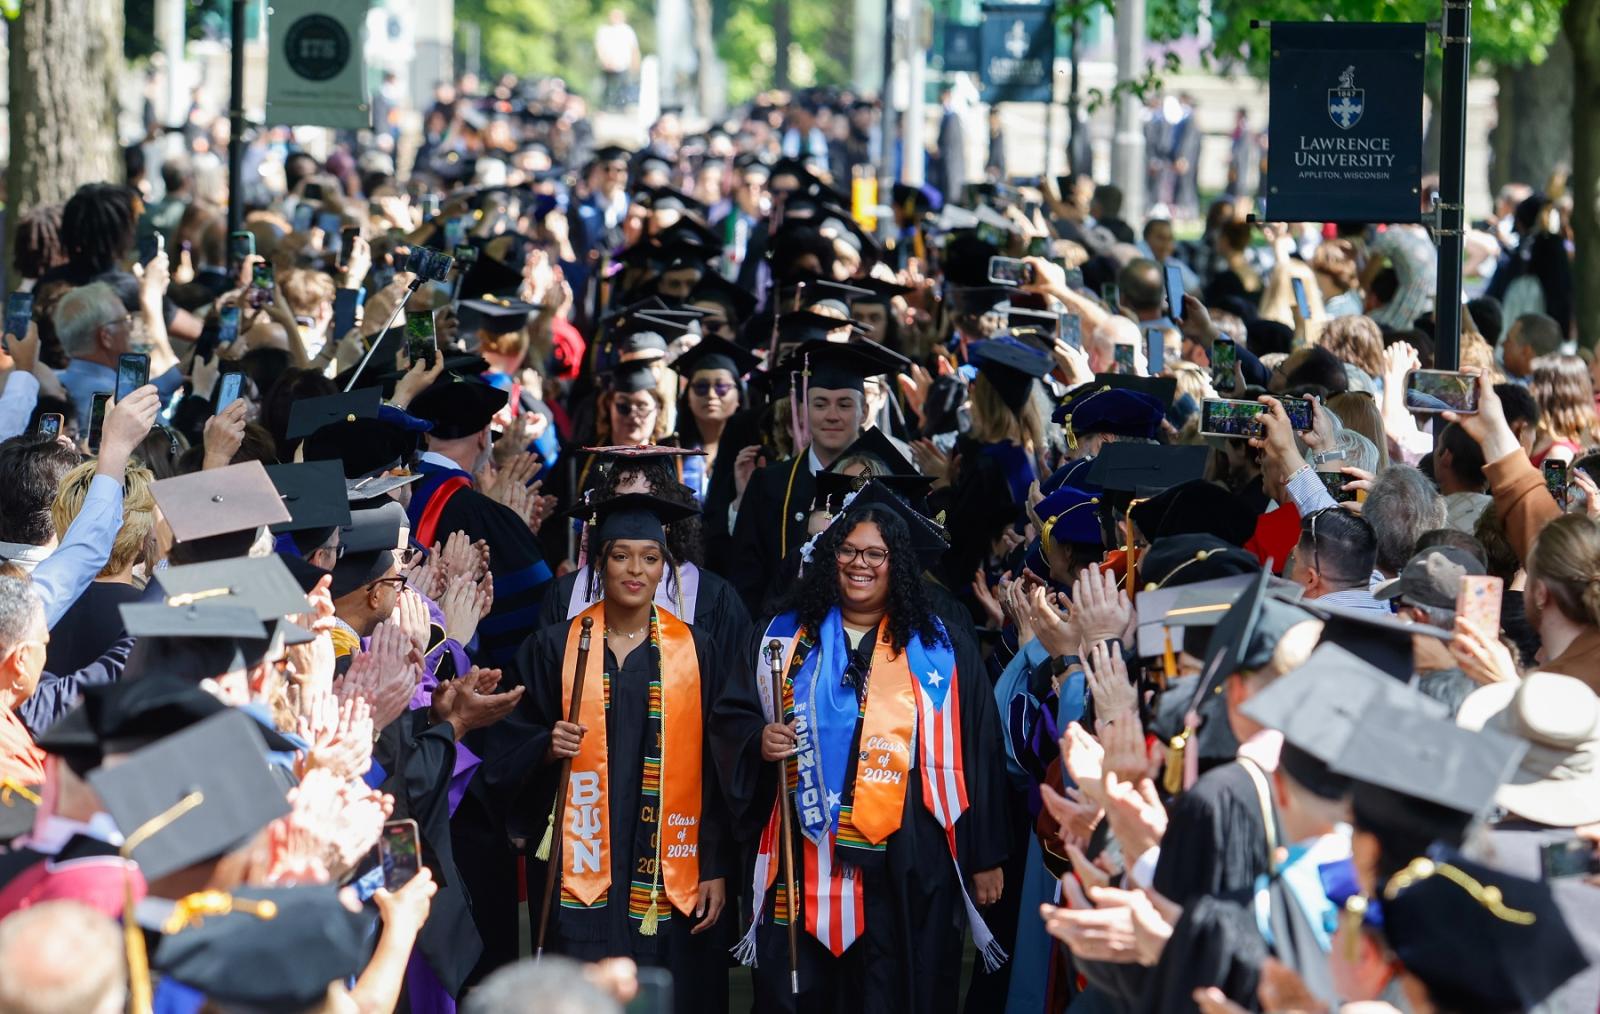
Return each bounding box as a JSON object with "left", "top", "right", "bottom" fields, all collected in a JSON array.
[{"left": 690, "top": 380, "right": 736, "bottom": 397}]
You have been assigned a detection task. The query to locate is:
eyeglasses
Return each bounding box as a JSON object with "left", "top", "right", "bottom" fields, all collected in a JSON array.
[
  {"left": 690, "top": 380, "right": 736, "bottom": 397},
  {"left": 368, "top": 575, "right": 407, "bottom": 592},
  {"left": 835, "top": 544, "right": 889, "bottom": 569},
  {"left": 1301, "top": 507, "right": 1335, "bottom": 576}
]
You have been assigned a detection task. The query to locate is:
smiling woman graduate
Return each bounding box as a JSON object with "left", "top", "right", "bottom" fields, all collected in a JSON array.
[{"left": 514, "top": 492, "right": 766, "bottom": 1014}]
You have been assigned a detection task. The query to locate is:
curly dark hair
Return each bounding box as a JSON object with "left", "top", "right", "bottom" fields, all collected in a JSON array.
[
  {"left": 595, "top": 465, "right": 704, "bottom": 566},
  {"left": 61, "top": 183, "right": 137, "bottom": 275},
  {"left": 585, "top": 536, "right": 682, "bottom": 606},
  {"left": 783, "top": 505, "right": 947, "bottom": 653},
  {"left": 14, "top": 203, "right": 64, "bottom": 280}
]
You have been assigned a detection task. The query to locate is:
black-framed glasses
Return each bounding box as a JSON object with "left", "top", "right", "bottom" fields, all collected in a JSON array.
[
  {"left": 690, "top": 380, "right": 736, "bottom": 397},
  {"left": 835, "top": 545, "right": 889, "bottom": 569},
  {"left": 368, "top": 575, "right": 407, "bottom": 592},
  {"left": 1300, "top": 507, "right": 1335, "bottom": 576}
]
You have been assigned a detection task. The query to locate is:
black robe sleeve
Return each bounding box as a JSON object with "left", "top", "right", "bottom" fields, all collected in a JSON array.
[
  {"left": 1150, "top": 762, "right": 1271, "bottom": 907},
  {"left": 726, "top": 459, "right": 784, "bottom": 612},
  {"left": 709, "top": 625, "right": 776, "bottom": 843},
  {"left": 693, "top": 569, "right": 754, "bottom": 675},
  {"left": 954, "top": 625, "right": 1012, "bottom": 875},
  {"left": 435, "top": 487, "right": 555, "bottom": 669}
]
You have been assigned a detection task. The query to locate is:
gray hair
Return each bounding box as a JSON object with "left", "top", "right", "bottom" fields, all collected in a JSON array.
[
  {"left": 1363, "top": 464, "right": 1447, "bottom": 574},
  {"left": 0, "top": 900, "right": 127, "bottom": 1014},
  {"left": 0, "top": 576, "right": 43, "bottom": 655},
  {"left": 461, "top": 957, "right": 622, "bottom": 1014},
  {"left": 52, "top": 282, "right": 126, "bottom": 359}
]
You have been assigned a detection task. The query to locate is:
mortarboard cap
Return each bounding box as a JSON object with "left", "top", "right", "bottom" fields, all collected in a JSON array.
[
  {"left": 813, "top": 468, "right": 935, "bottom": 516},
  {"left": 149, "top": 462, "right": 292, "bottom": 546},
  {"left": 849, "top": 277, "right": 914, "bottom": 305},
  {"left": 772, "top": 337, "right": 902, "bottom": 394},
  {"left": 1140, "top": 534, "right": 1261, "bottom": 591},
  {"left": 300, "top": 404, "right": 428, "bottom": 481},
  {"left": 89, "top": 709, "right": 291, "bottom": 881},
  {"left": 592, "top": 144, "right": 632, "bottom": 164},
  {"left": 635, "top": 186, "right": 708, "bottom": 216},
  {"left": 328, "top": 501, "right": 409, "bottom": 599},
  {"left": 1041, "top": 457, "right": 1098, "bottom": 495},
  {"left": 265, "top": 461, "right": 352, "bottom": 539},
  {"left": 603, "top": 359, "right": 662, "bottom": 395},
  {"left": 776, "top": 309, "right": 866, "bottom": 346},
  {"left": 1381, "top": 853, "right": 1588, "bottom": 1012},
  {"left": 1201, "top": 568, "right": 1317, "bottom": 687},
  {"left": 568, "top": 492, "right": 699, "bottom": 546},
  {"left": 946, "top": 284, "right": 1010, "bottom": 317},
  {"left": 1085, "top": 443, "right": 1210, "bottom": 499},
  {"left": 119, "top": 602, "right": 266, "bottom": 642},
  {"left": 834, "top": 426, "right": 919, "bottom": 476},
  {"left": 406, "top": 375, "right": 508, "bottom": 439},
  {"left": 1130, "top": 479, "right": 1255, "bottom": 548},
  {"left": 1242, "top": 643, "right": 1448, "bottom": 800},
  {"left": 1135, "top": 571, "right": 1261, "bottom": 659},
  {"left": 284, "top": 387, "right": 383, "bottom": 441},
  {"left": 457, "top": 297, "right": 536, "bottom": 336},
  {"left": 828, "top": 479, "right": 949, "bottom": 572},
  {"left": 1054, "top": 386, "right": 1166, "bottom": 444},
  {"left": 1302, "top": 599, "right": 1450, "bottom": 682},
  {"left": 1333, "top": 704, "right": 1526, "bottom": 838},
  {"left": 1035, "top": 484, "right": 1103, "bottom": 552},
  {"left": 671, "top": 334, "right": 760, "bottom": 378},
  {"left": 1086, "top": 373, "right": 1179, "bottom": 406},
  {"left": 153, "top": 885, "right": 369, "bottom": 1009},
  {"left": 155, "top": 555, "right": 310, "bottom": 622},
  {"left": 278, "top": 553, "right": 332, "bottom": 595},
  {"left": 687, "top": 271, "right": 759, "bottom": 322},
  {"left": 345, "top": 471, "right": 424, "bottom": 503},
  {"left": 970, "top": 337, "right": 1053, "bottom": 412}
]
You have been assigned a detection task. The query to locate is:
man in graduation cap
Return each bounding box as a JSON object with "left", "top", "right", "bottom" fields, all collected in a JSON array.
[
  {"left": 726, "top": 338, "right": 902, "bottom": 614},
  {"left": 406, "top": 372, "right": 555, "bottom": 670}
]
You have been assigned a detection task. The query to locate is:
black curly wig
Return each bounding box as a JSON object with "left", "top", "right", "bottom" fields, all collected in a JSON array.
[{"left": 783, "top": 505, "right": 948, "bottom": 653}]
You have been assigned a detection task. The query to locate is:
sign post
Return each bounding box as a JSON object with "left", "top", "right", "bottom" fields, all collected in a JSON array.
[
  {"left": 1432, "top": 0, "right": 1471, "bottom": 370},
  {"left": 1262, "top": 22, "right": 1426, "bottom": 224},
  {"left": 265, "top": 0, "right": 370, "bottom": 130}
]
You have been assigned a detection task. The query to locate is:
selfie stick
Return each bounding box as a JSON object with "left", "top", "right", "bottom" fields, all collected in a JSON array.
[{"left": 342, "top": 276, "right": 424, "bottom": 392}]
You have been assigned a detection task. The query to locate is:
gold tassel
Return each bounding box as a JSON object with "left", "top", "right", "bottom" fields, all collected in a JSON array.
[
  {"left": 124, "top": 871, "right": 152, "bottom": 1014},
  {"left": 1341, "top": 896, "right": 1368, "bottom": 963},
  {"left": 1162, "top": 629, "right": 1177, "bottom": 680},
  {"left": 1163, "top": 732, "right": 1189, "bottom": 796},
  {"left": 640, "top": 890, "right": 661, "bottom": 936},
  {"left": 534, "top": 799, "right": 556, "bottom": 862}
]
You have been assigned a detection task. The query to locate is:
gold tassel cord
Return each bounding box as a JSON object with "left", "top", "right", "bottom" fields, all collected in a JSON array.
[
  {"left": 1382, "top": 858, "right": 1537, "bottom": 925},
  {"left": 122, "top": 790, "right": 205, "bottom": 1014},
  {"left": 162, "top": 891, "right": 278, "bottom": 935},
  {"left": 0, "top": 778, "right": 41, "bottom": 806},
  {"left": 534, "top": 797, "right": 556, "bottom": 861}
]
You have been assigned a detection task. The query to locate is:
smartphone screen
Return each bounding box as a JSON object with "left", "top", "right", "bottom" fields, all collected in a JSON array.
[
  {"left": 1211, "top": 337, "right": 1238, "bottom": 391},
  {"left": 380, "top": 819, "right": 421, "bottom": 890},
  {"left": 1101, "top": 283, "right": 1121, "bottom": 309},
  {"left": 332, "top": 288, "right": 364, "bottom": 339},
  {"left": 303, "top": 181, "right": 326, "bottom": 203},
  {"left": 404, "top": 246, "right": 430, "bottom": 277},
  {"left": 217, "top": 305, "right": 241, "bottom": 347},
  {"left": 1280, "top": 396, "right": 1314, "bottom": 432},
  {"left": 216, "top": 372, "right": 245, "bottom": 411},
  {"left": 1540, "top": 839, "right": 1596, "bottom": 880},
  {"left": 1060, "top": 312, "right": 1083, "bottom": 351},
  {"left": 1113, "top": 343, "right": 1135, "bottom": 373},
  {"left": 338, "top": 227, "right": 361, "bottom": 269},
  {"left": 1143, "top": 324, "right": 1166, "bottom": 375},
  {"left": 1164, "top": 264, "right": 1185, "bottom": 323},
  {"left": 36, "top": 413, "right": 63, "bottom": 438},
  {"left": 1456, "top": 574, "right": 1504, "bottom": 636},
  {"left": 1543, "top": 460, "right": 1569, "bottom": 509},
  {"left": 88, "top": 392, "right": 111, "bottom": 453},
  {"left": 443, "top": 217, "right": 468, "bottom": 250},
  {"left": 4, "top": 291, "right": 34, "bottom": 341},
  {"left": 1404, "top": 369, "right": 1478, "bottom": 414},
  {"left": 1316, "top": 470, "right": 1357, "bottom": 504},
  {"left": 229, "top": 230, "right": 255, "bottom": 265},
  {"left": 1200, "top": 398, "right": 1267, "bottom": 439},
  {"left": 404, "top": 310, "right": 437, "bottom": 368},
  {"left": 249, "top": 261, "right": 275, "bottom": 308},
  {"left": 1291, "top": 277, "right": 1312, "bottom": 320},
  {"left": 292, "top": 204, "right": 315, "bottom": 234},
  {"left": 115, "top": 353, "right": 150, "bottom": 402},
  {"left": 453, "top": 244, "right": 479, "bottom": 266}
]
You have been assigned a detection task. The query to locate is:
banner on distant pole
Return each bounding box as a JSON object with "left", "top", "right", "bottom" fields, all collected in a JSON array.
[
  {"left": 944, "top": 24, "right": 982, "bottom": 74},
  {"left": 266, "top": 0, "right": 370, "bottom": 129},
  {"left": 979, "top": 5, "right": 1054, "bottom": 104},
  {"left": 1264, "top": 22, "right": 1425, "bottom": 223}
]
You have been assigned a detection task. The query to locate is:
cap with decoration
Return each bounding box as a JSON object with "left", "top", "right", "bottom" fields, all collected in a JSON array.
[
  {"left": 149, "top": 462, "right": 293, "bottom": 546},
  {"left": 284, "top": 387, "right": 384, "bottom": 442},
  {"left": 1084, "top": 443, "right": 1210, "bottom": 500},
  {"left": 457, "top": 297, "right": 536, "bottom": 336},
  {"left": 566, "top": 492, "right": 699, "bottom": 546}
]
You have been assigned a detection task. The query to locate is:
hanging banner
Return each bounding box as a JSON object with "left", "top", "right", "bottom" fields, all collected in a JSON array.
[
  {"left": 979, "top": 5, "right": 1054, "bottom": 105},
  {"left": 1264, "top": 21, "right": 1426, "bottom": 223},
  {"left": 944, "top": 24, "right": 982, "bottom": 74},
  {"left": 266, "top": 0, "right": 371, "bottom": 130}
]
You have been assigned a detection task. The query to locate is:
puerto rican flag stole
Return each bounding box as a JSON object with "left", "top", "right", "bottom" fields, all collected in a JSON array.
[{"left": 734, "top": 610, "right": 1006, "bottom": 971}]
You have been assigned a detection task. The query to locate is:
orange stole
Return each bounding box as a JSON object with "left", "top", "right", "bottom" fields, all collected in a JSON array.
[
  {"left": 559, "top": 603, "right": 704, "bottom": 916},
  {"left": 848, "top": 618, "right": 918, "bottom": 844}
]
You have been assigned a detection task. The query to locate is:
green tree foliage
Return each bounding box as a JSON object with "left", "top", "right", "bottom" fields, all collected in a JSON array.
[{"left": 453, "top": 0, "right": 656, "bottom": 92}]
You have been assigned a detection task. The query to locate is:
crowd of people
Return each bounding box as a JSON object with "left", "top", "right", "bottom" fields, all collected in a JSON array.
[{"left": 0, "top": 72, "right": 1598, "bottom": 1014}]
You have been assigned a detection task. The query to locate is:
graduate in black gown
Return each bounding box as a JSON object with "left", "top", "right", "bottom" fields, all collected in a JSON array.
[
  {"left": 726, "top": 483, "right": 1011, "bottom": 1014},
  {"left": 727, "top": 335, "right": 903, "bottom": 614},
  {"left": 515, "top": 493, "right": 766, "bottom": 1014}
]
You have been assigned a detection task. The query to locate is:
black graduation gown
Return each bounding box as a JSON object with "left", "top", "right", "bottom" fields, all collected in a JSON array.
[
  {"left": 372, "top": 710, "right": 482, "bottom": 997},
  {"left": 728, "top": 455, "right": 817, "bottom": 615},
  {"left": 937, "top": 436, "right": 1029, "bottom": 597},
  {"left": 1152, "top": 761, "right": 1273, "bottom": 907},
  {"left": 701, "top": 408, "right": 767, "bottom": 573},
  {"left": 517, "top": 620, "right": 765, "bottom": 1014},
  {"left": 720, "top": 623, "right": 1011, "bottom": 1014},
  {"left": 533, "top": 567, "right": 753, "bottom": 672}
]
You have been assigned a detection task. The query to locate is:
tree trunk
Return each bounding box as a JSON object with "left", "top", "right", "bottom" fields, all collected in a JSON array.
[
  {"left": 5, "top": 0, "right": 123, "bottom": 283},
  {"left": 691, "top": 0, "right": 721, "bottom": 118},
  {"left": 1491, "top": 34, "right": 1574, "bottom": 197},
  {"left": 1566, "top": 0, "right": 1600, "bottom": 349},
  {"left": 773, "top": 0, "right": 792, "bottom": 89}
]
